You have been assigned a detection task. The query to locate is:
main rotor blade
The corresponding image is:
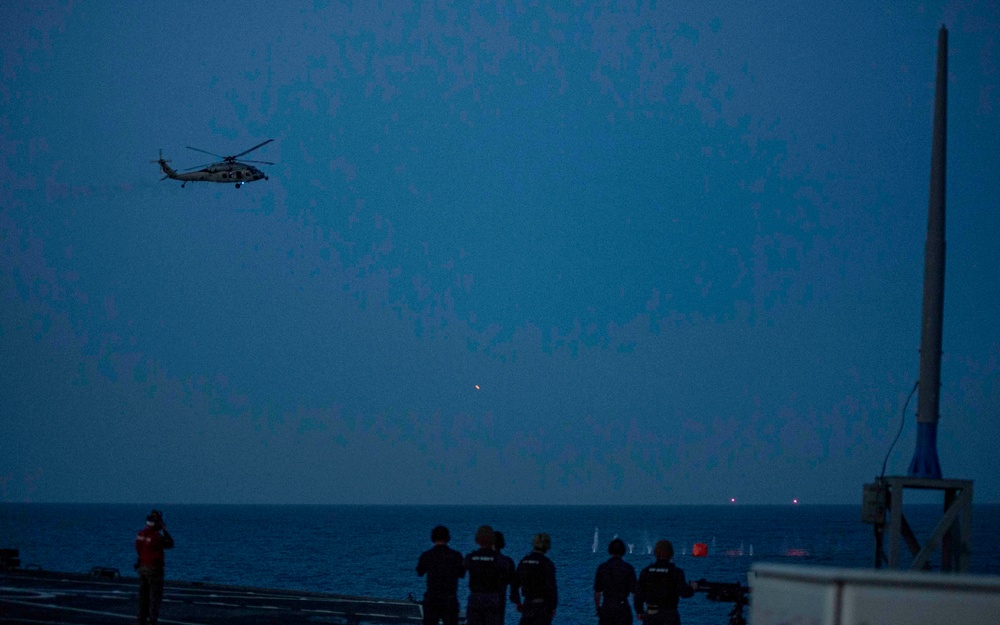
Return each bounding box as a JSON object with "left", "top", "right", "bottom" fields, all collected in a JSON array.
[
  {"left": 186, "top": 146, "right": 225, "bottom": 158},
  {"left": 239, "top": 159, "right": 274, "bottom": 165},
  {"left": 232, "top": 138, "right": 273, "bottom": 159}
]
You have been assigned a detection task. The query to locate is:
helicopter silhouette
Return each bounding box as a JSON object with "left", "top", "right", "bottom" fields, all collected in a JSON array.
[{"left": 152, "top": 139, "right": 274, "bottom": 188}]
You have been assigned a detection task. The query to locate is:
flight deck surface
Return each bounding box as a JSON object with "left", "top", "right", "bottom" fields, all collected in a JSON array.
[{"left": 0, "top": 568, "right": 423, "bottom": 624}]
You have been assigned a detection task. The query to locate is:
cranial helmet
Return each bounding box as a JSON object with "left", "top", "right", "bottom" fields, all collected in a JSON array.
[{"left": 533, "top": 533, "right": 551, "bottom": 553}]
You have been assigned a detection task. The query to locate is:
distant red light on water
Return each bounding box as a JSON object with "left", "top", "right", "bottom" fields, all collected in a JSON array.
[{"left": 692, "top": 543, "right": 708, "bottom": 557}]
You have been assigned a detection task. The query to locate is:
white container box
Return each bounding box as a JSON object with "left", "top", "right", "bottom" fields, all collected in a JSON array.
[{"left": 750, "top": 563, "right": 1000, "bottom": 625}]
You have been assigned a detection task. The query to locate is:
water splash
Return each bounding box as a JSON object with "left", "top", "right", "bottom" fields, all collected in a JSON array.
[
  {"left": 592, "top": 527, "right": 598, "bottom": 553},
  {"left": 627, "top": 543, "right": 634, "bottom": 554},
  {"left": 749, "top": 544, "right": 754, "bottom": 557},
  {"left": 780, "top": 535, "right": 809, "bottom": 557}
]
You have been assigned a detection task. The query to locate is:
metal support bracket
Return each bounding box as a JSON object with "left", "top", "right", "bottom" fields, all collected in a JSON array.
[{"left": 863, "top": 476, "right": 973, "bottom": 572}]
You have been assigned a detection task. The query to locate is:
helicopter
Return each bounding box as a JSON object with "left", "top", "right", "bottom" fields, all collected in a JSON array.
[{"left": 151, "top": 139, "right": 274, "bottom": 188}]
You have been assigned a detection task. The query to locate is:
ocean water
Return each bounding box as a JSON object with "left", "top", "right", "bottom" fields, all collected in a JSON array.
[{"left": 2, "top": 504, "right": 998, "bottom": 625}]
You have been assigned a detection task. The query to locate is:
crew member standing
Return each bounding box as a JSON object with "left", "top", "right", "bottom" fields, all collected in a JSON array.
[
  {"left": 515, "top": 533, "right": 557, "bottom": 625},
  {"left": 465, "top": 525, "right": 508, "bottom": 625},
  {"left": 417, "top": 525, "right": 466, "bottom": 625},
  {"left": 634, "top": 540, "right": 697, "bottom": 625},
  {"left": 135, "top": 509, "right": 174, "bottom": 625},
  {"left": 494, "top": 532, "right": 520, "bottom": 623},
  {"left": 594, "top": 538, "right": 637, "bottom": 625}
]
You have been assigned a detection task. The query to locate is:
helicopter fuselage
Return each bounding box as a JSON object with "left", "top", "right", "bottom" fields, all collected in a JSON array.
[{"left": 171, "top": 162, "right": 268, "bottom": 187}]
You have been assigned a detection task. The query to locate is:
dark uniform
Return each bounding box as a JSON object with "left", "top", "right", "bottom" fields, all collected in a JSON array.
[
  {"left": 515, "top": 550, "right": 557, "bottom": 625},
  {"left": 594, "top": 555, "right": 637, "bottom": 625},
  {"left": 634, "top": 560, "right": 694, "bottom": 625},
  {"left": 497, "top": 550, "right": 519, "bottom": 623},
  {"left": 417, "top": 544, "right": 466, "bottom": 625},
  {"left": 465, "top": 547, "right": 508, "bottom": 625}
]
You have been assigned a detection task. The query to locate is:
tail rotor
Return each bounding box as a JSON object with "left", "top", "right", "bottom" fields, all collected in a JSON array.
[
  {"left": 150, "top": 149, "right": 177, "bottom": 180},
  {"left": 149, "top": 149, "right": 171, "bottom": 165}
]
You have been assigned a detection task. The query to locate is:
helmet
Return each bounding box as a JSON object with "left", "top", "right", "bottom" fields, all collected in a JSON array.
[
  {"left": 608, "top": 538, "right": 627, "bottom": 556},
  {"left": 532, "top": 533, "right": 551, "bottom": 553},
  {"left": 431, "top": 525, "right": 450, "bottom": 543},
  {"left": 653, "top": 540, "right": 674, "bottom": 560},
  {"left": 146, "top": 510, "right": 163, "bottom": 527},
  {"left": 475, "top": 525, "right": 495, "bottom": 548}
]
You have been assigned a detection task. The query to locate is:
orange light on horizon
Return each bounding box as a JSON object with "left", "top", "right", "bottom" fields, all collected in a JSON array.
[{"left": 475, "top": 384, "right": 480, "bottom": 390}]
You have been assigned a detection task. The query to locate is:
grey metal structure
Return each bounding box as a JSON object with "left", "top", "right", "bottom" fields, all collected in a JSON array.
[
  {"left": 863, "top": 25, "right": 975, "bottom": 574},
  {"left": 863, "top": 476, "right": 973, "bottom": 571}
]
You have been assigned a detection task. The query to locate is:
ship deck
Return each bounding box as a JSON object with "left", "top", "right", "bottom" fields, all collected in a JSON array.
[{"left": 0, "top": 568, "right": 423, "bottom": 625}]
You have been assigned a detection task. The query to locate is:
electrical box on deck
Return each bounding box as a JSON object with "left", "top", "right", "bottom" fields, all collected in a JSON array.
[{"left": 861, "top": 481, "right": 887, "bottom": 525}]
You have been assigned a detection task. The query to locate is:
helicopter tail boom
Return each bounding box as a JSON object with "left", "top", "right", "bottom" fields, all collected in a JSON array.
[{"left": 150, "top": 149, "right": 178, "bottom": 179}]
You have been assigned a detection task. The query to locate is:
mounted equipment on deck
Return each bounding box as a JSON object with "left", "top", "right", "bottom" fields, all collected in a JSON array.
[{"left": 694, "top": 579, "right": 749, "bottom": 625}]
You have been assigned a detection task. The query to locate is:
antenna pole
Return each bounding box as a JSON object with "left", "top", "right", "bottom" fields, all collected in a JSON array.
[{"left": 909, "top": 25, "right": 947, "bottom": 479}]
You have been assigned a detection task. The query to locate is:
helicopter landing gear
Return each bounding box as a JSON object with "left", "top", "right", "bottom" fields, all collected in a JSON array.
[{"left": 235, "top": 182, "right": 242, "bottom": 189}]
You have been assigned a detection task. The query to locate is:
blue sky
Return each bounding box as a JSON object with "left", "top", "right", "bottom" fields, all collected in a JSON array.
[{"left": 1, "top": 1, "right": 998, "bottom": 504}]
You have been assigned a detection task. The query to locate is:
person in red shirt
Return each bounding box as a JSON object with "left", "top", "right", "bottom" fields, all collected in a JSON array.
[{"left": 135, "top": 509, "right": 174, "bottom": 625}]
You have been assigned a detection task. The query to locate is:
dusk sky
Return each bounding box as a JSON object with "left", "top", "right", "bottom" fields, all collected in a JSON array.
[{"left": 2, "top": 1, "right": 998, "bottom": 505}]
